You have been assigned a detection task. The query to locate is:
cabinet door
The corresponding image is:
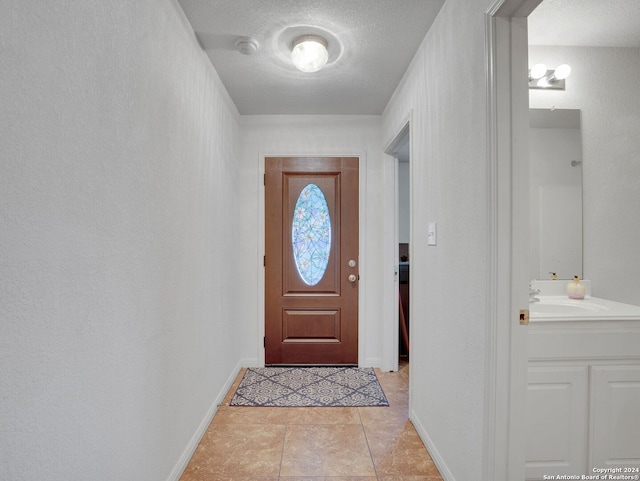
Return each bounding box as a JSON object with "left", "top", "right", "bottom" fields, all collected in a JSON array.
[
  {"left": 590, "top": 365, "right": 640, "bottom": 470},
  {"left": 525, "top": 365, "right": 588, "bottom": 480}
]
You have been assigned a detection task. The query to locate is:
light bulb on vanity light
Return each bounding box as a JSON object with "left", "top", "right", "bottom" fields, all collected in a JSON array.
[
  {"left": 529, "top": 63, "right": 547, "bottom": 80},
  {"left": 553, "top": 64, "right": 572, "bottom": 80}
]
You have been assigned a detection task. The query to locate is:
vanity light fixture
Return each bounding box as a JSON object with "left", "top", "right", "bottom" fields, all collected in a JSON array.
[
  {"left": 291, "top": 35, "right": 329, "bottom": 73},
  {"left": 528, "top": 63, "right": 572, "bottom": 90}
]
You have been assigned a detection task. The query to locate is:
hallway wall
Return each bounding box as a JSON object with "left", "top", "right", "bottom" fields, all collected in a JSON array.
[
  {"left": 382, "top": 0, "right": 493, "bottom": 479},
  {"left": 237, "top": 115, "right": 386, "bottom": 367},
  {"left": 0, "top": 1, "right": 242, "bottom": 480}
]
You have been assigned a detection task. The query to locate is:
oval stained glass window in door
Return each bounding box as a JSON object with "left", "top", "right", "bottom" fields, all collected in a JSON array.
[{"left": 291, "top": 183, "right": 331, "bottom": 286}]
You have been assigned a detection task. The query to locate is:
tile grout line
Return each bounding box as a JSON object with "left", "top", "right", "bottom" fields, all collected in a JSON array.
[
  {"left": 277, "top": 407, "right": 290, "bottom": 479},
  {"left": 358, "top": 406, "right": 381, "bottom": 481}
]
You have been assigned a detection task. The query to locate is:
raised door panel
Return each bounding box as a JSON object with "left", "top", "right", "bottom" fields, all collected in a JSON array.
[
  {"left": 590, "top": 365, "right": 640, "bottom": 471},
  {"left": 525, "top": 365, "right": 588, "bottom": 480}
]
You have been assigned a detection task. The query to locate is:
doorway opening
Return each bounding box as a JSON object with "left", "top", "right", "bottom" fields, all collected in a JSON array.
[{"left": 385, "top": 122, "right": 411, "bottom": 369}]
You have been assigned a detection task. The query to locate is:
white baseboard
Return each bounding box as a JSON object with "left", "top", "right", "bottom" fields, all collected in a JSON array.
[
  {"left": 240, "top": 357, "right": 260, "bottom": 368},
  {"left": 166, "top": 360, "right": 244, "bottom": 481},
  {"left": 410, "top": 408, "right": 456, "bottom": 481},
  {"left": 363, "top": 357, "right": 383, "bottom": 368}
]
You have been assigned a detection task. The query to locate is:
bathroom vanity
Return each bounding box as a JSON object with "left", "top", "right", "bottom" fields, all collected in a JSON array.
[{"left": 525, "top": 282, "right": 640, "bottom": 480}]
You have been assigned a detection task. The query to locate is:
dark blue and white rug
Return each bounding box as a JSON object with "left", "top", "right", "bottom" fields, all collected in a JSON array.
[{"left": 230, "top": 367, "right": 389, "bottom": 407}]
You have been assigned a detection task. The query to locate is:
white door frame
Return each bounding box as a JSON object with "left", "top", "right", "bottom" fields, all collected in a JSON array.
[
  {"left": 383, "top": 118, "right": 412, "bottom": 374},
  {"left": 484, "top": 1, "right": 540, "bottom": 480}
]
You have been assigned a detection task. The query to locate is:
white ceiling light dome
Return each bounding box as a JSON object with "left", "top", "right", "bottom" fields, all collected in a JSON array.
[{"left": 291, "top": 35, "right": 329, "bottom": 73}]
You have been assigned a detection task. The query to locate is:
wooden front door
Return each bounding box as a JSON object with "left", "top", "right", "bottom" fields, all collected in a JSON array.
[{"left": 265, "top": 157, "right": 359, "bottom": 365}]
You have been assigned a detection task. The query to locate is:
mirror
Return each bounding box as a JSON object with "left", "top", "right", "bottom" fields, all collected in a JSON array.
[{"left": 529, "top": 109, "right": 582, "bottom": 280}]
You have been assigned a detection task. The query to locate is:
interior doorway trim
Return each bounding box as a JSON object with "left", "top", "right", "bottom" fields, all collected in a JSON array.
[
  {"left": 383, "top": 114, "right": 412, "bottom": 374},
  {"left": 484, "top": 1, "right": 540, "bottom": 480}
]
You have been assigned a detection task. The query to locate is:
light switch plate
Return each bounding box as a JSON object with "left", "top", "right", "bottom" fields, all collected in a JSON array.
[{"left": 427, "top": 222, "right": 437, "bottom": 246}]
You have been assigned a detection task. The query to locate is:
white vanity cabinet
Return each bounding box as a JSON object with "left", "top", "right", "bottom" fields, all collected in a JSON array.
[
  {"left": 590, "top": 365, "right": 640, "bottom": 470},
  {"left": 526, "top": 319, "right": 640, "bottom": 481}
]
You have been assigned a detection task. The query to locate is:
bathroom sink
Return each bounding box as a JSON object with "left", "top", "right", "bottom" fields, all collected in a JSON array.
[
  {"left": 529, "top": 296, "right": 611, "bottom": 319},
  {"left": 531, "top": 301, "right": 609, "bottom": 314},
  {"left": 529, "top": 295, "right": 640, "bottom": 321}
]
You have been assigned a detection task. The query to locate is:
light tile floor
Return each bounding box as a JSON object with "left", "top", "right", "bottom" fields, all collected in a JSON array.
[{"left": 180, "top": 362, "right": 443, "bottom": 481}]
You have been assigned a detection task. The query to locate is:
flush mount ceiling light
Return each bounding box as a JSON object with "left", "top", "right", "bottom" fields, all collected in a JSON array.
[
  {"left": 529, "top": 63, "right": 572, "bottom": 90},
  {"left": 291, "top": 35, "right": 329, "bottom": 73}
]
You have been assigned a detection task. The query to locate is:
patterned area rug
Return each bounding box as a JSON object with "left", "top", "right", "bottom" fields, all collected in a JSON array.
[{"left": 230, "top": 367, "right": 389, "bottom": 407}]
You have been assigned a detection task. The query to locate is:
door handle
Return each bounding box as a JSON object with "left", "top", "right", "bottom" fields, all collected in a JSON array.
[{"left": 348, "top": 274, "right": 357, "bottom": 283}]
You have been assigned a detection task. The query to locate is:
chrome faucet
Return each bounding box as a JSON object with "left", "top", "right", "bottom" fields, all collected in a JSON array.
[{"left": 529, "top": 284, "right": 541, "bottom": 303}]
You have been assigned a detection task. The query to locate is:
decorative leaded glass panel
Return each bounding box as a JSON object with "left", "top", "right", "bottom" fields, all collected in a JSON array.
[{"left": 292, "top": 183, "right": 331, "bottom": 286}]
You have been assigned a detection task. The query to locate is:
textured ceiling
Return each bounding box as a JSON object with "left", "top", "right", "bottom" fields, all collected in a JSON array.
[
  {"left": 529, "top": 0, "right": 640, "bottom": 47},
  {"left": 177, "top": 0, "right": 444, "bottom": 115},
  {"left": 176, "top": 1, "right": 640, "bottom": 116}
]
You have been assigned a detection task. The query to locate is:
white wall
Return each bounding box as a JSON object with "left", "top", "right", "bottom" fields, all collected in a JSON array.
[
  {"left": 529, "top": 46, "right": 640, "bottom": 305},
  {"left": 0, "top": 1, "right": 242, "bottom": 480},
  {"left": 236, "top": 115, "right": 386, "bottom": 367},
  {"left": 382, "top": 0, "right": 492, "bottom": 479}
]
